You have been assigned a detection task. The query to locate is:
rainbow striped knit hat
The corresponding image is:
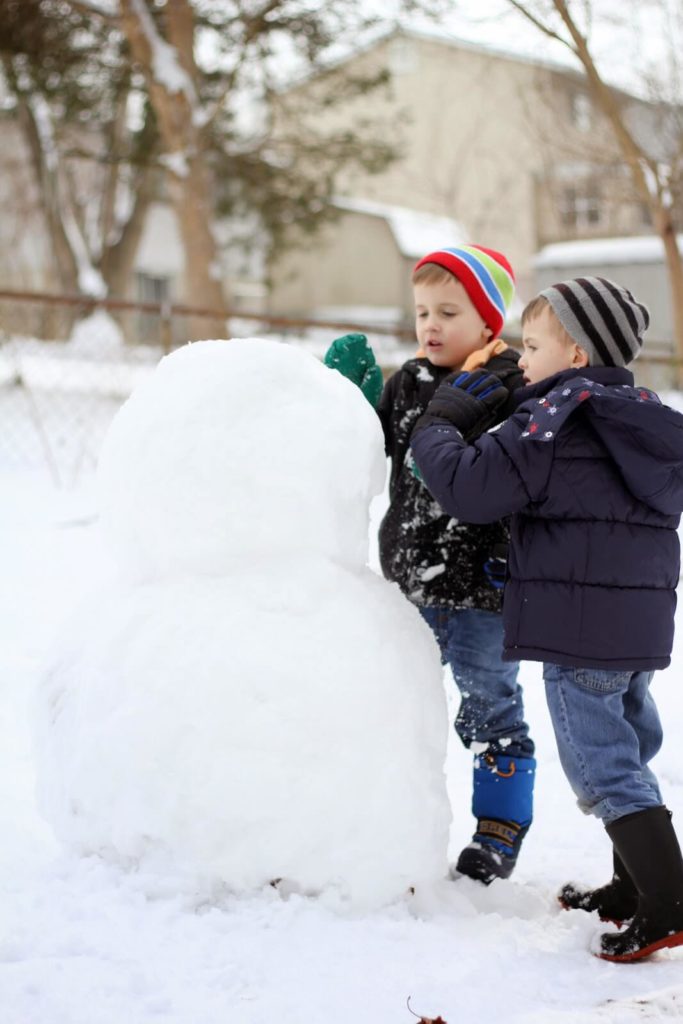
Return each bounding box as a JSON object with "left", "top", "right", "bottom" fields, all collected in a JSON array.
[{"left": 413, "top": 244, "right": 515, "bottom": 339}]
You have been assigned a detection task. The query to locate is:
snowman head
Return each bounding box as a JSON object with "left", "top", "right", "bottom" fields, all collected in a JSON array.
[{"left": 97, "top": 339, "right": 387, "bottom": 581}]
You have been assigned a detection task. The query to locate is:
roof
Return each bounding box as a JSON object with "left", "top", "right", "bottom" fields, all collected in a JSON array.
[
  {"left": 333, "top": 196, "right": 466, "bottom": 260},
  {"left": 385, "top": 24, "right": 579, "bottom": 77},
  {"left": 283, "top": 23, "right": 647, "bottom": 107},
  {"left": 534, "top": 235, "right": 683, "bottom": 268}
]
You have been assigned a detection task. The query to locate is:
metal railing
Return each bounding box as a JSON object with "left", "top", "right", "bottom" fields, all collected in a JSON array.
[
  {"left": 0, "top": 288, "right": 415, "bottom": 486},
  {"left": 0, "top": 288, "right": 417, "bottom": 348},
  {"left": 1, "top": 288, "right": 679, "bottom": 486}
]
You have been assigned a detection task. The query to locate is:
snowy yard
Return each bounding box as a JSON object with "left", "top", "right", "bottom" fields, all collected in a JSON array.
[{"left": 2, "top": 350, "right": 683, "bottom": 1023}]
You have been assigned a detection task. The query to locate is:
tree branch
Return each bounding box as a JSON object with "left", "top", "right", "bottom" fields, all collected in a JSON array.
[
  {"left": 506, "top": 0, "right": 575, "bottom": 49},
  {"left": 66, "top": 0, "right": 119, "bottom": 23}
]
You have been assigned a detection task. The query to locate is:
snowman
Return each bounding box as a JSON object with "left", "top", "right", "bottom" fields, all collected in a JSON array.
[{"left": 34, "top": 338, "right": 451, "bottom": 910}]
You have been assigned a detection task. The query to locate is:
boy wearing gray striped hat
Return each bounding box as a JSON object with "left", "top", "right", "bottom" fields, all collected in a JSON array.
[
  {"left": 410, "top": 275, "right": 683, "bottom": 961},
  {"left": 522, "top": 275, "right": 649, "bottom": 378}
]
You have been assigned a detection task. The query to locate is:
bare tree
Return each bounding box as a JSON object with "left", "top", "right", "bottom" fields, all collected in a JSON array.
[
  {"left": 503, "top": 0, "right": 683, "bottom": 380},
  {"left": 0, "top": 0, "right": 157, "bottom": 305},
  {"left": 116, "top": 0, "right": 228, "bottom": 335},
  {"left": 2, "top": 0, "right": 440, "bottom": 338},
  {"left": 115, "top": 0, "right": 423, "bottom": 336},
  {"left": 1, "top": 0, "right": 448, "bottom": 338}
]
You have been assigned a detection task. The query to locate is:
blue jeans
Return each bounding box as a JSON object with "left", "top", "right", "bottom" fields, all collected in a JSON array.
[
  {"left": 420, "top": 606, "right": 534, "bottom": 759},
  {"left": 543, "top": 664, "right": 663, "bottom": 825}
]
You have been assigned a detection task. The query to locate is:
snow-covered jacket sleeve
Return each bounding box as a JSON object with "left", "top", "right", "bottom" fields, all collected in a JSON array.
[{"left": 410, "top": 409, "right": 551, "bottom": 524}]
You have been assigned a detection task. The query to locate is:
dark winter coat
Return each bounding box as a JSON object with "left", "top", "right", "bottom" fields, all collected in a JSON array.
[
  {"left": 410, "top": 365, "right": 683, "bottom": 669},
  {"left": 376, "top": 348, "right": 523, "bottom": 610}
]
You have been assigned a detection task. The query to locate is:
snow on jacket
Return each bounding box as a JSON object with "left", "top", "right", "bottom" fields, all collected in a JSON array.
[
  {"left": 410, "top": 365, "right": 683, "bottom": 669},
  {"left": 376, "top": 347, "right": 523, "bottom": 610}
]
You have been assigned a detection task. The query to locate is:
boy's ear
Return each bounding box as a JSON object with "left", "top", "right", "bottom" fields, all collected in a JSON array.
[
  {"left": 571, "top": 344, "right": 590, "bottom": 368},
  {"left": 482, "top": 325, "right": 493, "bottom": 341}
]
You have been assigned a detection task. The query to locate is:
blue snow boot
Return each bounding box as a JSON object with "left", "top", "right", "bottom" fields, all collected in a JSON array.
[{"left": 454, "top": 753, "right": 536, "bottom": 885}]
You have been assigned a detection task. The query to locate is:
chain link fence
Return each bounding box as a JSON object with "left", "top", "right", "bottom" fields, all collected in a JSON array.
[
  {"left": 2, "top": 289, "right": 680, "bottom": 487},
  {"left": 0, "top": 290, "right": 416, "bottom": 487}
]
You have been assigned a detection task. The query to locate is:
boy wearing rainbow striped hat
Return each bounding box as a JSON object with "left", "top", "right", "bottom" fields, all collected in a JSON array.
[{"left": 325, "top": 245, "right": 536, "bottom": 884}]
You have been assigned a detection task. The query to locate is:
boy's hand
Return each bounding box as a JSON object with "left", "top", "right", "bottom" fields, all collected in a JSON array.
[
  {"left": 417, "top": 369, "right": 509, "bottom": 441},
  {"left": 323, "top": 333, "right": 384, "bottom": 408}
]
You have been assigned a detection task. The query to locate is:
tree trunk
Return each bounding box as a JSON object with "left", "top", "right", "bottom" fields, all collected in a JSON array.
[
  {"left": 507, "top": 0, "right": 683, "bottom": 383},
  {"left": 118, "top": 0, "right": 228, "bottom": 340},
  {"left": 166, "top": 153, "right": 228, "bottom": 339},
  {"left": 11, "top": 89, "right": 80, "bottom": 297},
  {"left": 100, "top": 168, "right": 154, "bottom": 298},
  {"left": 656, "top": 206, "right": 683, "bottom": 387},
  {"left": 9, "top": 90, "right": 79, "bottom": 337}
]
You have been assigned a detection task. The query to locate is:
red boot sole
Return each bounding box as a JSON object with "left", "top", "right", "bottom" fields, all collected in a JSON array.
[{"left": 596, "top": 930, "right": 683, "bottom": 962}]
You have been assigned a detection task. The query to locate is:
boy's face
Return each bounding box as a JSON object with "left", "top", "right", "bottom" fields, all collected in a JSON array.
[
  {"left": 519, "top": 306, "right": 589, "bottom": 385},
  {"left": 414, "top": 277, "right": 492, "bottom": 369}
]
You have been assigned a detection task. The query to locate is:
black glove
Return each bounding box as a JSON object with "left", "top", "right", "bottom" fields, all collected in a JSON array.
[{"left": 416, "top": 369, "right": 509, "bottom": 442}]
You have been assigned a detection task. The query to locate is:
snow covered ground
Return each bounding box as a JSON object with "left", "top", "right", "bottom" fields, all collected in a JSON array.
[{"left": 3, "top": 387, "right": 683, "bottom": 1023}]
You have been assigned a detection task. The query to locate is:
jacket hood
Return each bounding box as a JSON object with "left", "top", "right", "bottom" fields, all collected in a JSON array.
[
  {"left": 587, "top": 392, "right": 683, "bottom": 515},
  {"left": 520, "top": 367, "right": 683, "bottom": 516}
]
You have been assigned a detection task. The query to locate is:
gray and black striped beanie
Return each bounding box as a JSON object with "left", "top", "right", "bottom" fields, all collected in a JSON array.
[{"left": 539, "top": 276, "right": 650, "bottom": 367}]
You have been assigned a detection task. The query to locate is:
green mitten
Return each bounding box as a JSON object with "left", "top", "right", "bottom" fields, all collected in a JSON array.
[{"left": 323, "top": 333, "right": 384, "bottom": 408}]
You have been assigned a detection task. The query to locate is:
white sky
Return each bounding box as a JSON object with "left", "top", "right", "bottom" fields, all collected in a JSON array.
[{"left": 379, "top": 0, "right": 682, "bottom": 100}]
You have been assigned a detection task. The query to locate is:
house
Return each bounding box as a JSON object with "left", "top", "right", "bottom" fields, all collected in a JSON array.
[
  {"left": 534, "top": 236, "right": 681, "bottom": 388},
  {"left": 0, "top": 113, "right": 265, "bottom": 344},
  {"left": 268, "top": 27, "right": 660, "bottom": 329},
  {"left": 1, "top": 28, "right": 672, "bottom": 352},
  {"left": 269, "top": 196, "right": 466, "bottom": 331}
]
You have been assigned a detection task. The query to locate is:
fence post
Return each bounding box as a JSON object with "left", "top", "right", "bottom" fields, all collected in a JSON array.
[{"left": 160, "top": 300, "right": 172, "bottom": 353}]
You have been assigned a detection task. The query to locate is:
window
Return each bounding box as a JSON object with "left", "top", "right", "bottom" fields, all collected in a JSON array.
[
  {"left": 389, "top": 37, "right": 418, "bottom": 75},
  {"left": 136, "top": 272, "right": 171, "bottom": 343},
  {"left": 571, "top": 92, "right": 592, "bottom": 133},
  {"left": 559, "top": 185, "right": 602, "bottom": 230}
]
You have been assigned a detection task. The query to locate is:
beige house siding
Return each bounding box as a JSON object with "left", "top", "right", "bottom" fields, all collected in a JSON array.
[
  {"left": 345, "top": 36, "right": 542, "bottom": 286},
  {"left": 534, "top": 237, "right": 679, "bottom": 387},
  {"left": 270, "top": 30, "right": 653, "bottom": 322},
  {"left": 272, "top": 210, "right": 408, "bottom": 319},
  {"left": 295, "top": 33, "right": 545, "bottom": 294}
]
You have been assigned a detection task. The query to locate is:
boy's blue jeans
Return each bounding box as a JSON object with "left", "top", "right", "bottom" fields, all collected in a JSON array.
[
  {"left": 543, "top": 663, "right": 663, "bottom": 825},
  {"left": 420, "top": 606, "right": 535, "bottom": 759}
]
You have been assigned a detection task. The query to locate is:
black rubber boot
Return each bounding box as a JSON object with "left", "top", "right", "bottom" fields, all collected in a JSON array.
[
  {"left": 558, "top": 849, "right": 638, "bottom": 925},
  {"left": 597, "top": 806, "right": 683, "bottom": 962}
]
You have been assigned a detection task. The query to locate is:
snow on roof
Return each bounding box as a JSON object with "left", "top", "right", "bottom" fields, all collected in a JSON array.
[
  {"left": 285, "top": 22, "right": 586, "bottom": 95},
  {"left": 388, "top": 23, "right": 579, "bottom": 78},
  {"left": 534, "top": 235, "right": 683, "bottom": 268},
  {"left": 333, "top": 196, "right": 466, "bottom": 260}
]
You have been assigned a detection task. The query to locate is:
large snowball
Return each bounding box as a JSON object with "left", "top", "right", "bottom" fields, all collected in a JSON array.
[
  {"left": 35, "top": 336, "right": 451, "bottom": 910},
  {"left": 97, "top": 339, "right": 386, "bottom": 582},
  {"left": 36, "top": 563, "right": 450, "bottom": 908}
]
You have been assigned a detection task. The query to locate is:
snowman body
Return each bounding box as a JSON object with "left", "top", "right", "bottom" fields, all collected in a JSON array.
[{"left": 35, "top": 340, "right": 451, "bottom": 909}]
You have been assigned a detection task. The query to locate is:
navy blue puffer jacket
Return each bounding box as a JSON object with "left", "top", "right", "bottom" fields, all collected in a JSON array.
[{"left": 411, "top": 366, "right": 683, "bottom": 670}]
